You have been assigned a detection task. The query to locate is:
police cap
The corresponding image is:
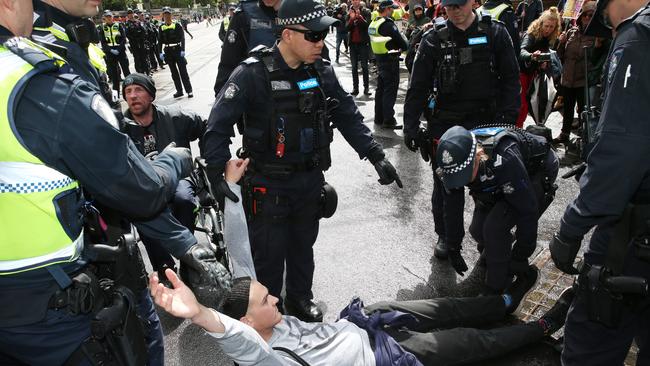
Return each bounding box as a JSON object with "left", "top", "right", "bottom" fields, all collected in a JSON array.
[
  {"left": 441, "top": 0, "right": 468, "bottom": 6},
  {"left": 278, "top": 0, "right": 339, "bottom": 31},
  {"left": 162, "top": 6, "right": 172, "bottom": 14},
  {"left": 103, "top": 10, "right": 113, "bottom": 17},
  {"left": 378, "top": 0, "right": 399, "bottom": 9},
  {"left": 585, "top": 0, "right": 613, "bottom": 38},
  {"left": 436, "top": 126, "right": 477, "bottom": 190},
  {"left": 127, "top": 8, "right": 133, "bottom": 14},
  {"left": 134, "top": 9, "right": 142, "bottom": 14},
  {"left": 123, "top": 73, "right": 157, "bottom": 100}
]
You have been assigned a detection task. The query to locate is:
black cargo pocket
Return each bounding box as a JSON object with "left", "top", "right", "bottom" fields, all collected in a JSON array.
[
  {"left": 53, "top": 188, "right": 84, "bottom": 240},
  {"left": 243, "top": 127, "right": 268, "bottom": 153}
]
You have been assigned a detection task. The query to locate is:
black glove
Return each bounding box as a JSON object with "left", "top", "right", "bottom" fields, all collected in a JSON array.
[
  {"left": 206, "top": 165, "right": 239, "bottom": 203},
  {"left": 373, "top": 159, "right": 403, "bottom": 188},
  {"left": 404, "top": 133, "right": 419, "bottom": 152},
  {"left": 158, "top": 142, "right": 192, "bottom": 178},
  {"left": 448, "top": 250, "right": 468, "bottom": 276},
  {"left": 549, "top": 232, "right": 581, "bottom": 275},
  {"left": 179, "top": 244, "right": 232, "bottom": 309}
]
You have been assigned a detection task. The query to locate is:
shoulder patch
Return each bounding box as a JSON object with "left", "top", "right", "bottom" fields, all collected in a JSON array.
[
  {"left": 223, "top": 82, "right": 240, "bottom": 100},
  {"left": 501, "top": 182, "right": 515, "bottom": 194},
  {"left": 227, "top": 30, "right": 237, "bottom": 44},
  {"left": 91, "top": 94, "right": 119, "bottom": 129}
]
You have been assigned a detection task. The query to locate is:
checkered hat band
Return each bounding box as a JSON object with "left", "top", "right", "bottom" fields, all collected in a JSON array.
[
  {"left": 442, "top": 134, "right": 477, "bottom": 175},
  {"left": 277, "top": 9, "right": 328, "bottom": 26}
]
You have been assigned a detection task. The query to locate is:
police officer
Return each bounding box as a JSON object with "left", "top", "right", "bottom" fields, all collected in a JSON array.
[
  {"left": 403, "top": 0, "right": 520, "bottom": 275},
  {"left": 99, "top": 10, "right": 130, "bottom": 95},
  {"left": 212, "top": 0, "right": 282, "bottom": 97},
  {"left": 219, "top": 6, "right": 237, "bottom": 42},
  {"left": 479, "top": 0, "right": 520, "bottom": 54},
  {"left": 125, "top": 8, "right": 150, "bottom": 75},
  {"left": 0, "top": 3, "right": 192, "bottom": 365},
  {"left": 368, "top": 0, "right": 408, "bottom": 129},
  {"left": 204, "top": 0, "right": 402, "bottom": 322},
  {"left": 159, "top": 7, "right": 194, "bottom": 98},
  {"left": 548, "top": 0, "right": 650, "bottom": 363},
  {"left": 30, "top": 3, "right": 227, "bottom": 364},
  {"left": 436, "top": 126, "right": 558, "bottom": 293},
  {"left": 144, "top": 13, "right": 162, "bottom": 72},
  {"left": 121, "top": 73, "right": 206, "bottom": 280}
]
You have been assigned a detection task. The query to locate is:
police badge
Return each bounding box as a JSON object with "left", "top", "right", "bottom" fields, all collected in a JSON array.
[
  {"left": 224, "top": 82, "right": 239, "bottom": 100},
  {"left": 227, "top": 30, "right": 237, "bottom": 44},
  {"left": 442, "top": 150, "right": 453, "bottom": 164}
]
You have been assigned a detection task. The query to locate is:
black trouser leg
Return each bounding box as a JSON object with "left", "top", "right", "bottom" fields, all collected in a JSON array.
[
  {"left": 377, "top": 56, "right": 399, "bottom": 123},
  {"left": 105, "top": 54, "right": 120, "bottom": 92},
  {"left": 432, "top": 167, "right": 446, "bottom": 238},
  {"left": 141, "top": 234, "right": 177, "bottom": 273},
  {"left": 165, "top": 50, "right": 184, "bottom": 94},
  {"left": 366, "top": 296, "right": 544, "bottom": 365},
  {"left": 475, "top": 201, "right": 518, "bottom": 291},
  {"left": 561, "top": 87, "right": 581, "bottom": 135},
  {"left": 177, "top": 55, "right": 193, "bottom": 93},
  {"left": 118, "top": 52, "right": 131, "bottom": 77},
  {"left": 374, "top": 64, "right": 384, "bottom": 122},
  {"left": 350, "top": 44, "right": 360, "bottom": 90}
]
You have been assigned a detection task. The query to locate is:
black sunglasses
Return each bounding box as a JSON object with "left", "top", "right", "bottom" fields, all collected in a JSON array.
[{"left": 286, "top": 27, "right": 329, "bottom": 43}]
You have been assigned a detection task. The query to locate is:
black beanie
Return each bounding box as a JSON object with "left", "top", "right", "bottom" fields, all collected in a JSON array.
[
  {"left": 123, "top": 73, "right": 156, "bottom": 100},
  {"left": 222, "top": 277, "right": 252, "bottom": 320}
]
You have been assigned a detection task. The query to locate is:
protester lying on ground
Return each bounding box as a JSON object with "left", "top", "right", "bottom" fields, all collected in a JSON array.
[{"left": 151, "top": 158, "right": 575, "bottom": 365}]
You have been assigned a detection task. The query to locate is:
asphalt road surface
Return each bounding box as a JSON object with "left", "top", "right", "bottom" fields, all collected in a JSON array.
[{"left": 136, "top": 19, "right": 590, "bottom": 366}]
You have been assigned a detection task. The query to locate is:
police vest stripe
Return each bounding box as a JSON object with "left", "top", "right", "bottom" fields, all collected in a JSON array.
[
  {"left": 0, "top": 43, "right": 83, "bottom": 275},
  {"left": 479, "top": 3, "right": 510, "bottom": 20},
  {"left": 33, "top": 24, "right": 108, "bottom": 73}
]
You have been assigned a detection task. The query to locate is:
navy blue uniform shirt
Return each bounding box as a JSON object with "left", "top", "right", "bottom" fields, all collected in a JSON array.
[
  {"left": 205, "top": 45, "right": 383, "bottom": 171},
  {"left": 403, "top": 13, "right": 520, "bottom": 136},
  {"left": 559, "top": 5, "right": 650, "bottom": 260},
  {"left": 468, "top": 140, "right": 540, "bottom": 250}
]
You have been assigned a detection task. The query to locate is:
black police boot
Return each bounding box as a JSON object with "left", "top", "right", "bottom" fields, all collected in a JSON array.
[
  {"left": 364, "top": 88, "right": 372, "bottom": 96},
  {"left": 173, "top": 91, "right": 184, "bottom": 98},
  {"left": 382, "top": 118, "right": 402, "bottom": 130},
  {"left": 504, "top": 265, "right": 539, "bottom": 313},
  {"left": 188, "top": 92, "right": 194, "bottom": 98},
  {"left": 434, "top": 237, "right": 449, "bottom": 259},
  {"left": 284, "top": 297, "right": 323, "bottom": 322},
  {"left": 534, "top": 287, "right": 575, "bottom": 335},
  {"left": 351, "top": 88, "right": 359, "bottom": 96}
]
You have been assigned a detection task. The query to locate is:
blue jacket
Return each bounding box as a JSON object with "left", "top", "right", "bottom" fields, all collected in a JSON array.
[{"left": 340, "top": 297, "right": 424, "bottom": 366}]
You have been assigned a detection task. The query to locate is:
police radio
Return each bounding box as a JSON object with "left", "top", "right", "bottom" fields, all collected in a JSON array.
[{"left": 65, "top": 18, "right": 100, "bottom": 50}]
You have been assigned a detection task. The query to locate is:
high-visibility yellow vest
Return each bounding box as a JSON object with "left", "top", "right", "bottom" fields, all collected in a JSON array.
[
  {"left": 33, "top": 22, "right": 107, "bottom": 73},
  {"left": 0, "top": 38, "right": 83, "bottom": 275},
  {"left": 103, "top": 22, "right": 122, "bottom": 46},
  {"left": 479, "top": 3, "right": 510, "bottom": 20},
  {"left": 368, "top": 17, "right": 392, "bottom": 54},
  {"left": 223, "top": 16, "right": 231, "bottom": 31},
  {"left": 371, "top": 10, "right": 380, "bottom": 21}
]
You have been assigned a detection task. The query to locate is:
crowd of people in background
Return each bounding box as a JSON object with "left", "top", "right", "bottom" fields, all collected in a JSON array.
[{"left": 324, "top": 0, "right": 608, "bottom": 143}]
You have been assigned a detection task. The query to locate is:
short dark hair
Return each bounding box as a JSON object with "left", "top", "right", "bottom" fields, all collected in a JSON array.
[{"left": 221, "top": 277, "right": 252, "bottom": 320}]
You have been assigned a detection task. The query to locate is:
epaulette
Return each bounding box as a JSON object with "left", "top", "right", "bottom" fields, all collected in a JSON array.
[{"left": 242, "top": 56, "right": 260, "bottom": 65}]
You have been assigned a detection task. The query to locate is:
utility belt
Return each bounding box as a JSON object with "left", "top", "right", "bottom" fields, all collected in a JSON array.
[
  {"left": 577, "top": 262, "right": 649, "bottom": 328},
  {"left": 247, "top": 158, "right": 322, "bottom": 180},
  {"left": 241, "top": 175, "right": 337, "bottom": 222},
  {"left": 576, "top": 201, "right": 650, "bottom": 328},
  {"left": 61, "top": 280, "right": 148, "bottom": 366},
  {"left": 164, "top": 42, "right": 182, "bottom": 48}
]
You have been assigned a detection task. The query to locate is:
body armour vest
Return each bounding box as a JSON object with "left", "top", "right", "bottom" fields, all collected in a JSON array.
[
  {"left": 434, "top": 13, "right": 498, "bottom": 113},
  {"left": 103, "top": 23, "right": 122, "bottom": 46},
  {"left": 160, "top": 22, "right": 182, "bottom": 44},
  {"left": 242, "top": 48, "right": 333, "bottom": 171},
  {"left": 241, "top": 0, "right": 281, "bottom": 52},
  {"left": 0, "top": 38, "right": 83, "bottom": 275},
  {"left": 472, "top": 125, "right": 550, "bottom": 174}
]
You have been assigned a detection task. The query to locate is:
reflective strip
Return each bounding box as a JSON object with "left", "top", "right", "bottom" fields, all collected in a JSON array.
[
  {"left": 0, "top": 231, "right": 83, "bottom": 274},
  {"left": 0, "top": 161, "right": 74, "bottom": 193}
]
